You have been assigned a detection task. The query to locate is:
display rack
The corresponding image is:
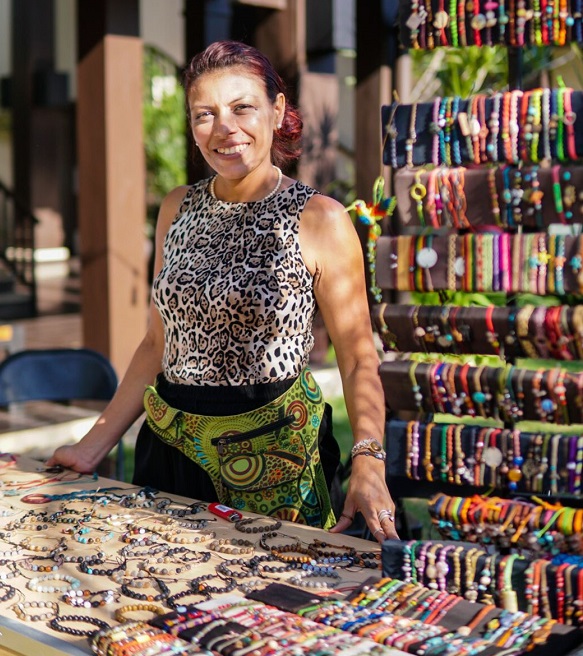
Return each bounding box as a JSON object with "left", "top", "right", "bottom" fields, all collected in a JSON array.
[{"left": 363, "top": 0, "right": 583, "bottom": 626}]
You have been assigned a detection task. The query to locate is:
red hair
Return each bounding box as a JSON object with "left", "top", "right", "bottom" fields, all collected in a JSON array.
[{"left": 183, "top": 41, "right": 302, "bottom": 167}]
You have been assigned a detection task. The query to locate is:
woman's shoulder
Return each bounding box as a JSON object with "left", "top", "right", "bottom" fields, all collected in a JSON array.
[
  {"left": 158, "top": 180, "right": 209, "bottom": 225},
  {"left": 300, "top": 186, "right": 351, "bottom": 228}
]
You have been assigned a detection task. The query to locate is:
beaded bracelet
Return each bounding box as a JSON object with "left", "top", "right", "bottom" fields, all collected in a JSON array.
[
  {"left": 120, "top": 576, "right": 170, "bottom": 602},
  {"left": 114, "top": 603, "right": 166, "bottom": 623},
  {"left": 12, "top": 599, "right": 57, "bottom": 621},
  {"left": 49, "top": 614, "right": 110, "bottom": 637},
  {"left": 208, "top": 538, "right": 255, "bottom": 555},
  {"left": 27, "top": 573, "right": 81, "bottom": 593},
  {"left": 234, "top": 517, "right": 282, "bottom": 534},
  {"left": 62, "top": 589, "right": 118, "bottom": 608}
]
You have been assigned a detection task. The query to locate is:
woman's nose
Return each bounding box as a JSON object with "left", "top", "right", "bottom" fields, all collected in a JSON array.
[{"left": 214, "top": 111, "right": 237, "bottom": 135}]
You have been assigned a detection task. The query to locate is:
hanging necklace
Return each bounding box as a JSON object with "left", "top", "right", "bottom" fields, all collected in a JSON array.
[{"left": 208, "top": 166, "right": 283, "bottom": 203}]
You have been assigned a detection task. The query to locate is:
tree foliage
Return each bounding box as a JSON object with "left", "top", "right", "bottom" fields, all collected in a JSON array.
[{"left": 143, "top": 46, "right": 187, "bottom": 226}]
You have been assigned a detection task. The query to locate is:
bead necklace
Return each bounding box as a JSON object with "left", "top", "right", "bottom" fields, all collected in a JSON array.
[{"left": 209, "top": 166, "right": 283, "bottom": 203}]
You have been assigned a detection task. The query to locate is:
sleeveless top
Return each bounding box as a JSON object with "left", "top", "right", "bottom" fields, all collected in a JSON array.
[{"left": 152, "top": 178, "right": 320, "bottom": 386}]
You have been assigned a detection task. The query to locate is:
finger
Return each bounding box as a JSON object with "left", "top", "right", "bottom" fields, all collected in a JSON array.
[
  {"left": 370, "top": 522, "right": 399, "bottom": 542},
  {"left": 329, "top": 509, "right": 357, "bottom": 533},
  {"left": 372, "top": 527, "right": 386, "bottom": 542}
]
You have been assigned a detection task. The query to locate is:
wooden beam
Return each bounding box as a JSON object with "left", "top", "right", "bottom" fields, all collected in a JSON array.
[
  {"left": 76, "top": 2, "right": 147, "bottom": 376},
  {"left": 355, "top": 0, "right": 393, "bottom": 199}
]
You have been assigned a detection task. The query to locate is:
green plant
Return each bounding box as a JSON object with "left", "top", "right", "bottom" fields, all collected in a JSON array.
[
  {"left": 143, "top": 46, "right": 187, "bottom": 227},
  {"left": 410, "top": 45, "right": 556, "bottom": 102}
]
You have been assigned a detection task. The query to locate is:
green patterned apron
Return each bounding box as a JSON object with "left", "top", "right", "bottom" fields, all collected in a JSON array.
[{"left": 143, "top": 368, "right": 335, "bottom": 529}]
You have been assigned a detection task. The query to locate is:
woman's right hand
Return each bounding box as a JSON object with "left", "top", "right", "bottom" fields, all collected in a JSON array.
[{"left": 45, "top": 443, "right": 100, "bottom": 475}]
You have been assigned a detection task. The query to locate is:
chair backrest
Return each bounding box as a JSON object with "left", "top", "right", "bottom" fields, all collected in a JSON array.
[{"left": 0, "top": 348, "right": 118, "bottom": 405}]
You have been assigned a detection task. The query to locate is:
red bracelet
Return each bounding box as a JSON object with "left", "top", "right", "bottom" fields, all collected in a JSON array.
[{"left": 563, "top": 88, "right": 578, "bottom": 161}]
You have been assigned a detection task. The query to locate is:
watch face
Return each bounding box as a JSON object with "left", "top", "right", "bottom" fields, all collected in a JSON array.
[{"left": 369, "top": 441, "right": 382, "bottom": 452}]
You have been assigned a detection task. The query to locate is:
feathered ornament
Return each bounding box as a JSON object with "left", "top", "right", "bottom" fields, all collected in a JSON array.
[{"left": 346, "top": 176, "right": 397, "bottom": 303}]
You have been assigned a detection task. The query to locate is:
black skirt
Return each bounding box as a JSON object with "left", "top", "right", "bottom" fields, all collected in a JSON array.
[{"left": 133, "top": 373, "right": 341, "bottom": 502}]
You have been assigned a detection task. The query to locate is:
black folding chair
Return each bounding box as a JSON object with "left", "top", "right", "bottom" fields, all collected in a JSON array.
[{"left": 0, "top": 348, "right": 123, "bottom": 480}]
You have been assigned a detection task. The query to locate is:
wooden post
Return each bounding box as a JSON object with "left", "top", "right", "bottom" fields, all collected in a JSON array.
[
  {"left": 355, "top": 1, "right": 394, "bottom": 200},
  {"left": 76, "top": 0, "right": 147, "bottom": 376}
]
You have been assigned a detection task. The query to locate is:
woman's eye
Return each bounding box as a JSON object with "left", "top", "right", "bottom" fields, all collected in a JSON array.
[
  {"left": 235, "top": 104, "right": 254, "bottom": 112},
  {"left": 194, "top": 111, "right": 213, "bottom": 121}
]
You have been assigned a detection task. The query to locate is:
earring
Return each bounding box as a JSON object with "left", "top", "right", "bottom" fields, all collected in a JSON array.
[{"left": 276, "top": 123, "right": 282, "bottom": 130}]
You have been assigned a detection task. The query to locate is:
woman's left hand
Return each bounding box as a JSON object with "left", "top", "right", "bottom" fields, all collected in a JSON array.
[{"left": 328, "top": 457, "right": 399, "bottom": 542}]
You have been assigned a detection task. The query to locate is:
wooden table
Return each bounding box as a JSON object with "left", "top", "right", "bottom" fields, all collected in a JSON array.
[{"left": 0, "top": 455, "right": 385, "bottom": 656}]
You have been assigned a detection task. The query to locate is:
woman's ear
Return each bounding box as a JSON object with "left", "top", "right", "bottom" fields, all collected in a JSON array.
[{"left": 274, "top": 92, "right": 286, "bottom": 130}]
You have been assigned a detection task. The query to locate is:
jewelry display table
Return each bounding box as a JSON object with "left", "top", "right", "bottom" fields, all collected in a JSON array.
[{"left": 0, "top": 455, "right": 385, "bottom": 656}]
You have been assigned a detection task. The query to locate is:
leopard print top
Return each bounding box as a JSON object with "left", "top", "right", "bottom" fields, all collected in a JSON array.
[{"left": 152, "top": 178, "right": 320, "bottom": 386}]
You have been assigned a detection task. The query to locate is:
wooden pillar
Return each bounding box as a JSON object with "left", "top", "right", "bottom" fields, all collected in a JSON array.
[
  {"left": 76, "top": 1, "right": 147, "bottom": 376},
  {"left": 355, "top": 1, "right": 394, "bottom": 199}
]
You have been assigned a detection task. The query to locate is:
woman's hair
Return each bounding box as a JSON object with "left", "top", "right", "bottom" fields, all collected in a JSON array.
[{"left": 182, "top": 40, "right": 302, "bottom": 167}]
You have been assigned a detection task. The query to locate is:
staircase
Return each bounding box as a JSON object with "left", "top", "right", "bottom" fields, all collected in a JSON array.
[{"left": 0, "top": 181, "right": 37, "bottom": 319}]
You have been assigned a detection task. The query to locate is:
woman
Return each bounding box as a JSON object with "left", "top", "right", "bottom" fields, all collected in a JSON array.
[{"left": 48, "top": 40, "right": 398, "bottom": 541}]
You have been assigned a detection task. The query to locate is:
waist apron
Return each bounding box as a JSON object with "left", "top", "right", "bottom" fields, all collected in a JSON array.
[{"left": 133, "top": 368, "right": 338, "bottom": 529}]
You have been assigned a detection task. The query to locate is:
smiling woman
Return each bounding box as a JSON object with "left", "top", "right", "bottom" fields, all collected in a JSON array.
[{"left": 47, "top": 40, "right": 398, "bottom": 542}]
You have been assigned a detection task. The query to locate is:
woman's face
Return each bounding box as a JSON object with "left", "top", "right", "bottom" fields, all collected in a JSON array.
[{"left": 188, "top": 67, "right": 285, "bottom": 182}]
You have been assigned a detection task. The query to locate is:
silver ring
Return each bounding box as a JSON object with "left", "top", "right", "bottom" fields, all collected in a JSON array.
[
  {"left": 373, "top": 528, "right": 385, "bottom": 537},
  {"left": 378, "top": 509, "right": 395, "bottom": 523}
]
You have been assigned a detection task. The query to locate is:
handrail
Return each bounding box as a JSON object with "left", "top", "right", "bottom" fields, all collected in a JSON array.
[{"left": 0, "top": 180, "right": 37, "bottom": 316}]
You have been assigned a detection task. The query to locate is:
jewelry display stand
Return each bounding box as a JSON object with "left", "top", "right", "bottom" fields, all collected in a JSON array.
[{"left": 362, "top": 0, "right": 583, "bottom": 630}]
